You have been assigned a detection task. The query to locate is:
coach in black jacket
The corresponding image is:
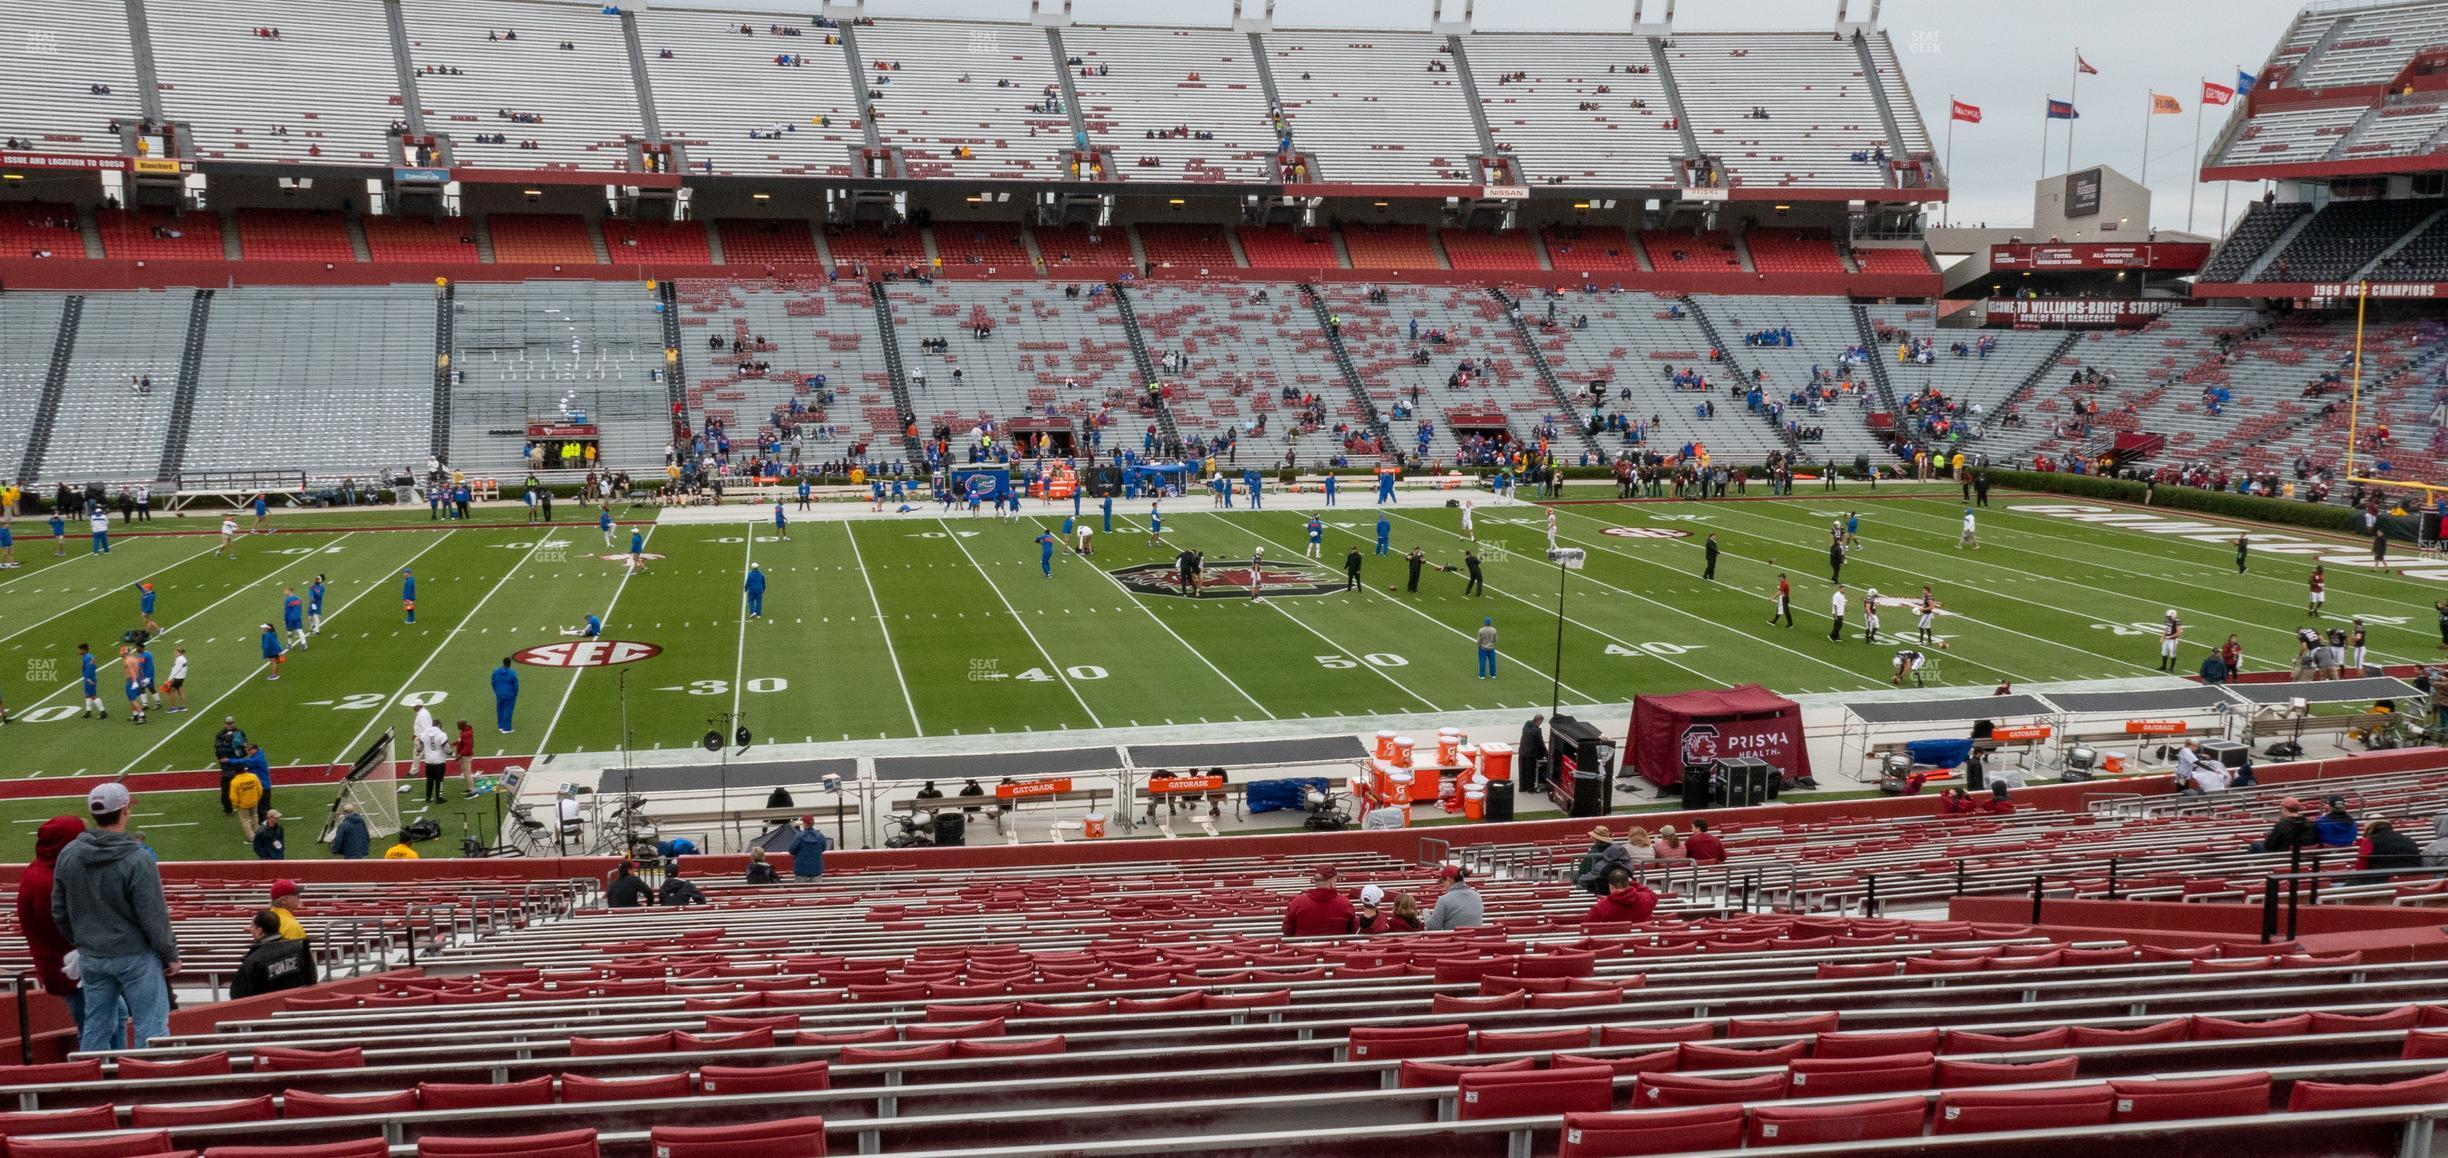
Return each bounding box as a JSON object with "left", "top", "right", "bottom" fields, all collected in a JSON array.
[{"left": 229, "top": 910, "right": 316, "bottom": 999}]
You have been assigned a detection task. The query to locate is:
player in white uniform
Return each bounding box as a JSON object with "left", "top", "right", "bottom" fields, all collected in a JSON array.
[
  {"left": 1861, "top": 588, "right": 1881, "bottom": 645},
  {"left": 1957, "top": 508, "right": 1978, "bottom": 549},
  {"left": 1916, "top": 587, "right": 1939, "bottom": 645},
  {"left": 2348, "top": 618, "right": 2368, "bottom": 673},
  {"left": 1545, "top": 509, "right": 1558, "bottom": 552},
  {"left": 1248, "top": 545, "right": 1266, "bottom": 604},
  {"left": 217, "top": 516, "right": 240, "bottom": 559},
  {"left": 1075, "top": 523, "right": 1094, "bottom": 556},
  {"left": 2158, "top": 611, "right": 2183, "bottom": 673},
  {"left": 1459, "top": 500, "right": 1475, "bottom": 542}
]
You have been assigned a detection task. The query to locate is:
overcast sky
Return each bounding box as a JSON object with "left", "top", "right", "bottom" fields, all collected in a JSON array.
[{"left": 736, "top": 0, "right": 2315, "bottom": 233}]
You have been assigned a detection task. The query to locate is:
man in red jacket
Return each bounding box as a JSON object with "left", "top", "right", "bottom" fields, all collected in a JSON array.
[
  {"left": 1684, "top": 819, "right": 1727, "bottom": 865},
  {"left": 16, "top": 816, "right": 88, "bottom": 1037},
  {"left": 1281, "top": 866, "right": 1355, "bottom": 937}
]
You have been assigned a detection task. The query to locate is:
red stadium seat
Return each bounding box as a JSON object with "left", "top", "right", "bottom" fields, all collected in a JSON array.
[
  {"left": 1530, "top": 991, "right": 1623, "bottom": 1011},
  {"left": 952, "top": 1037, "right": 1066, "bottom": 1058},
  {"left": 9, "top": 1133, "right": 184, "bottom": 1158},
  {"left": 1396, "top": 1058, "right": 1540, "bottom": 1089},
  {"left": 1633, "top": 1071, "right": 1788, "bottom": 1107},
  {"left": 1934, "top": 1056, "right": 2080, "bottom": 1087},
  {"left": 1347, "top": 1025, "right": 1470, "bottom": 1061},
  {"left": 560, "top": 1073, "right": 692, "bottom": 1103},
  {"left": 1728, "top": 1013, "right": 1838, "bottom": 1038},
  {"left": 1902, "top": 956, "right": 1986, "bottom": 974},
  {"left": 902, "top": 1019, "right": 1004, "bottom": 1041},
  {"left": 1559, "top": 1106, "right": 1745, "bottom": 1157},
  {"left": 0, "top": 1107, "right": 118, "bottom": 1137},
  {"left": 648, "top": 1118, "right": 827, "bottom": 1158},
  {"left": 1553, "top": 1051, "right": 1680, "bottom": 1077},
  {"left": 702, "top": 1015, "right": 800, "bottom": 1036},
  {"left": 2312, "top": 1007, "right": 2420, "bottom": 1033},
  {"left": 1814, "top": 1029, "right": 1940, "bottom": 1058},
  {"left": 1750, "top": 1095, "right": 1928, "bottom": 1146},
  {"left": 2191, "top": 1013, "right": 2312, "bottom": 1040},
  {"left": 674, "top": 1029, "right": 774, "bottom": 1052},
  {"left": 1934, "top": 1085, "right": 2115, "bottom": 1134},
  {"left": 2109, "top": 1072, "right": 2271, "bottom": 1122},
  {"left": 1941, "top": 1026, "right": 2071, "bottom": 1054},
  {"left": 252, "top": 1048, "right": 362, "bottom": 1073},
  {"left": 1475, "top": 1028, "right": 1591, "bottom": 1053},
  {"left": 569, "top": 1033, "right": 676, "bottom": 1057},
  {"left": 416, "top": 1078, "right": 555, "bottom": 1109},
  {"left": 796, "top": 1029, "right": 894, "bottom": 1047},
  {"left": 2404, "top": 1031, "right": 2448, "bottom": 1059},
  {"left": 1598, "top": 1023, "right": 1715, "bottom": 1047},
  {"left": 278, "top": 1089, "right": 420, "bottom": 1119},
  {"left": 130, "top": 1096, "right": 277, "bottom": 1127},
  {"left": 838, "top": 1043, "right": 952, "bottom": 1065},
  {"left": 1199, "top": 990, "right": 1289, "bottom": 1011},
  {"left": 2287, "top": 1071, "right": 2448, "bottom": 1112},
  {"left": 1815, "top": 961, "right": 1898, "bottom": 980},
  {"left": 1785, "top": 1056, "right": 1935, "bottom": 1096},
  {"left": 204, "top": 1141, "right": 391, "bottom": 1158},
  {"left": 2068, "top": 1019, "right": 2189, "bottom": 1046},
  {"left": 1678, "top": 1040, "right": 1808, "bottom": 1069},
  {"left": 417, "top": 1130, "right": 598, "bottom": 1158},
  {"left": 696, "top": 1061, "right": 831, "bottom": 1095},
  {"left": 1455, "top": 1067, "right": 1615, "bottom": 1120},
  {"left": 0, "top": 1062, "right": 101, "bottom": 1086}
]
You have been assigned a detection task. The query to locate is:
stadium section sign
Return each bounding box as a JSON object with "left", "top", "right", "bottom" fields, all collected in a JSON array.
[
  {"left": 1985, "top": 299, "right": 2176, "bottom": 328},
  {"left": 514, "top": 641, "right": 664, "bottom": 668}
]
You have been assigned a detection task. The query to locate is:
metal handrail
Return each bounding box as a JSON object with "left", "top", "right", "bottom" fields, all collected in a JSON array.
[{"left": 2259, "top": 858, "right": 2448, "bottom": 943}]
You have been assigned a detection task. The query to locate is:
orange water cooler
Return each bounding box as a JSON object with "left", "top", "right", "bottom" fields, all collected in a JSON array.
[{"left": 1479, "top": 742, "right": 1515, "bottom": 782}]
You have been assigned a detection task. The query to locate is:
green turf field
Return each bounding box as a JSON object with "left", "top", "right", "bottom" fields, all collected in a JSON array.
[{"left": 2, "top": 488, "right": 2442, "bottom": 859}]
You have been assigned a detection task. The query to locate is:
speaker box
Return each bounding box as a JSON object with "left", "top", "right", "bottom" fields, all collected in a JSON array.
[
  {"left": 1680, "top": 765, "right": 1713, "bottom": 811},
  {"left": 1549, "top": 716, "right": 1617, "bottom": 819},
  {"left": 2200, "top": 740, "right": 2249, "bottom": 769},
  {"left": 932, "top": 812, "right": 967, "bottom": 847},
  {"left": 1714, "top": 757, "right": 1771, "bottom": 808}
]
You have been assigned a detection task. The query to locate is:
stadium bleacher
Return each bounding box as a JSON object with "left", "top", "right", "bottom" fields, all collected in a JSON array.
[
  {"left": 853, "top": 19, "right": 1072, "bottom": 181},
  {"left": 2253, "top": 199, "right": 2440, "bottom": 282},
  {"left": 399, "top": 0, "right": 645, "bottom": 172},
  {"left": 0, "top": 295, "right": 67, "bottom": 480},
  {"left": 1664, "top": 32, "right": 1901, "bottom": 190},
  {"left": 1065, "top": 25, "right": 1279, "bottom": 185},
  {"left": 676, "top": 278, "right": 893, "bottom": 457},
  {"left": 1131, "top": 280, "right": 1340, "bottom": 465},
  {"left": 1267, "top": 30, "right": 1482, "bottom": 185},
  {"left": 40, "top": 290, "right": 189, "bottom": 485},
  {"left": 636, "top": 8, "right": 864, "bottom": 180},
  {"left": 447, "top": 281, "right": 667, "bottom": 472},
  {"left": 1464, "top": 33, "right": 1681, "bottom": 188},
  {"left": 887, "top": 281, "right": 1136, "bottom": 450},
  {"left": 182, "top": 286, "right": 438, "bottom": 478}
]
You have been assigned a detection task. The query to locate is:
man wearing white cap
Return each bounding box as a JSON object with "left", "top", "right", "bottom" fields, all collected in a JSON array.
[{"left": 50, "top": 783, "right": 177, "bottom": 1052}]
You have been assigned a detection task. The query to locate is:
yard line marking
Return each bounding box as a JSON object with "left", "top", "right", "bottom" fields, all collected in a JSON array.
[
  {"left": 326, "top": 532, "right": 550, "bottom": 768},
  {"left": 0, "top": 540, "right": 224, "bottom": 648},
  {"left": 529, "top": 525, "right": 653, "bottom": 761},
  {"left": 11, "top": 533, "right": 362, "bottom": 717},
  {"left": 1392, "top": 509, "right": 1885, "bottom": 687},
  {"left": 1046, "top": 517, "right": 1271, "bottom": 719},
  {"left": 1118, "top": 515, "right": 1431, "bottom": 714},
  {"left": 731, "top": 533, "right": 753, "bottom": 735},
  {"left": 842, "top": 522, "right": 922, "bottom": 737},
  {"left": 118, "top": 532, "right": 438, "bottom": 775},
  {"left": 935, "top": 518, "right": 1102, "bottom": 727},
  {"left": 1189, "top": 512, "right": 1600, "bottom": 703}
]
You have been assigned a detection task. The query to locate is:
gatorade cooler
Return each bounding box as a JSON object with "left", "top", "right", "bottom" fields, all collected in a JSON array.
[
  {"left": 1082, "top": 813, "right": 1108, "bottom": 839},
  {"left": 1480, "top": 742, "right": 1515, "bottom": 782},
  {"left": 1391, "top": 736, "right": 1416, "bottom": 769},
  {"left": 1463, "top": 787, "right": 1487, "bottom": 821},
  {"left": 1385, "top": 769, "right": 1415, "bottom": 805},
  {"left": 1374, "top": 730, "right": 1398, "bottom": 761},
  {"left": 1370, "top": 759, "right": 1400, "bottom": 803},
  {"left": 1458, "top": 744, "right": 1482, "bottom": 779},
  {"left": 1408, "top": 768, "right": 1441, "bottom": 804},
  {"left": 1435, "top": 729, "right": 1463, "bottom": 766}
]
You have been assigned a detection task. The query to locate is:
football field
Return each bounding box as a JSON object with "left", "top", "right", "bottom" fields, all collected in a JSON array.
[{"left": 1, "top": 486, "right": 2442, "bottom": 858}]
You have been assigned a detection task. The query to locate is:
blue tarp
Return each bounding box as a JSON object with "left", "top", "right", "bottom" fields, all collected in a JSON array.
[
  {"left": 1245, "top": 776, "right": 1330, "bottom": 814},
  {"left": 1905, "top": 738, "right": 1976, "bottom": 770}
]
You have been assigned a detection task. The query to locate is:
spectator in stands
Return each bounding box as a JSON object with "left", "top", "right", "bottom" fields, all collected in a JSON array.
[
  {"left": 2315, "top": 797, "right": 2361, "bottom": 847},
  {"left": 744, "top": 848, "right": 779, "bottom": 884},
  {"left": 16, "top": 816, "right": 86, "bottom": 1042},
  {"left": 1424, "top": 866, "right": 1484, "bottom": 931},
  {"left": 266, "top": 879, "right": 305, "bottom": 940},
  {"left": 1571, "top": 825, "right": 1616, "bottom": 884},
  {"left": 2422, "top": 814, "right": 2448, "bottom": 867},
  {"left": 1685, "top": 819, "right": 1726, "bottom": 864},
  {"left": 1981, "top": 783, "right": 2016, "bottom": 814},
  {"left": 327, "top": 802, "right": 369, "bottom": 860},
  {"left": 1939, "top": 786, "right": 1977, "bottom": 815},
  {"left": 606, "top": 863, "right": 652, "bottom": 908},
  {"left": 51, "top": 783, "right": 177, "bottom": 1053},
  {"left": 2361, "top": 820, "right": 2423, "bottom": 873},
  {"left": 657, "top": 863, "right": 709, "bottom": 906},
  {"left": 1282, "top": 866, "right": 1355, "bottom": 937},
  {"left": 788, "top": 816, "right": 829, "bottom": 880},
  {"left": 1352, "top": 884, "right": 1390, "bottom": 933},
  {"left": 1585, "top": 868, "right": 1659, "bottom": 923},
  {"left": 2250, "top": 799, "right": 2317, "bottom": 854},
  {"left": 1620, "top": 826, "right": 1656, "bottom": 861},
  {"left": 228, "top": 910, "right": 315, "bottom": 1000},
  {"left": 2173, "top": 741, "right": 2226, "bottom": 795}
]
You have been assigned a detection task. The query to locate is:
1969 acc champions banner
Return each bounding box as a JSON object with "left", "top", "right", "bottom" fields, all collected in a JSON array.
[{"left": 1626, "top": 684, "right": 1813, "bottom": 789}]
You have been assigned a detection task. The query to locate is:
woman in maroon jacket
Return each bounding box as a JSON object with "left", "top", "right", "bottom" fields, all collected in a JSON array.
[{"left": 16, "top": 816, "right": 88, "bottom": 1036}]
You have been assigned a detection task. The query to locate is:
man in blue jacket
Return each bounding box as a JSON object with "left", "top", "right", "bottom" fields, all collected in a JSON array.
[
  {"left": 490, "top": 657, "right": 519, "bottom": 734},
  {"left": 745, "top": 563, "right": 767, "bottom": 618},
  {"left": 789, "top": 817, "right": 830, "bottom": 880},
  {"left": 328, "top": 803, "right": 370, "bottom": 859}
]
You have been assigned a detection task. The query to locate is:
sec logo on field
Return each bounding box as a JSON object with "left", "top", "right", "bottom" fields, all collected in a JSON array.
[
  {"left": 1602, "top": 527, "right": 1693, "bottom": 539},
  {"left": 514, "top": 641, "right": 664, "bottom": 668}
]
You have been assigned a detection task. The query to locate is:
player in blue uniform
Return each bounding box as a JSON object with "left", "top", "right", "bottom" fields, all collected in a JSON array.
[
  {"left": 401, "top": 567, "right": 417, "bottom": 624},
  {"left": 0, "top": 520, "right": 16, "bottom": 568},
  {"left": 1375, "top": 515, "right": 1391, "bottom": 556},
  {"left": 581, "top": 613, "right": 603, "bottom": 639},
  {"left": 251, "top": 493, "right": 270, "bottom": 533},
  {"left": 1147, "top": 503, "right": 1164, "bottom": 546},
  {"left": 1036, "top": 530, "right": 1058, "bottom": 577},
  {"left": 119, "top": 646, "right": 144, "bottom": 724},
  {"left": 88, "top": 508, "right": 109, "bottom": 554},
  {"left": 599, "top": 506, "right": 615, "bottom": 548},
  {"left": 628, "top": 529, "right": 648, "bottom": 572},
  {"left": 871, "top": 479, "right": 886, "bottom": 512},
  {"left": 282, "top": 587, "right": 308, "bottom": 651},
  {"left": 744, "top": 562, "right": 767, "bottom": 619},
  {"left": 773, "top": 502, "right": 790, "bottom": 540},
  {"left": 258, "top": 623, "right": 286, "bottom": 681},
  {"left": 1376, "top": 470, "right": 1397, "bottom": 504},
  {"left": 1323, "top": 473, "right": 1338, "bottom": 507},
  {"left": 490, "top": 657, "right": 520, "bottom": 733},
  {"left": 1100, "top": 494, "right": 1113, "bottom": 535},
  {"left": 48, "top": 513, "right": 65, "bottom": 557},
  {"left": 135, "top": 644, "right": 156, "bottom": 713},
  {"left": 137, "top": 582, "right": 159, "bottom": 635},
  {"left": 77, "top": 644, "right": 104, "bottom": 719},
  {"left": 1244, "top": 468, "right": 1263, "bottom": 510},
  {"left": 307, "top": 575, "right": 326, "bottom": 635},
  {"left": 1305, "top": 516, "right": 1325, "bottom": 559},
  {"left": 796, "top": 477, "right": 813, "bottom": 512}
]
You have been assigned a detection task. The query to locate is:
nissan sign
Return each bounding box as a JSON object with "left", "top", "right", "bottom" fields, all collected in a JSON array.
[{"left": 512, "top": 641, "right": 663, "bottom": 668}]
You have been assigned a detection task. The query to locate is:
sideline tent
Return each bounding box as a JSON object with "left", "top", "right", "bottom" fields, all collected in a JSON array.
[{"left": 1627, "top": 684, "right": 1812, "bottom": 789}]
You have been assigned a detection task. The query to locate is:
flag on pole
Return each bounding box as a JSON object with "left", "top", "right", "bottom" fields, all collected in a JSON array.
[
  {"left": 2151, "top": 93, "right": 2183, "bottom": 115},
  {"left": 2048, "top": 99, "right": 2079, "bottom": 120},
  {"left": 1951, "top": 99, "right": 1982, "bottom": 123},
  {"left": 2202, "top": 81, "right": 2236, "bottom": 106},
  {"left": 2236, "top": 69, "right": 2257, "bottom": 94},
  {"left": 2077, "top": 54, "right": 2099, "bottom": 75}
]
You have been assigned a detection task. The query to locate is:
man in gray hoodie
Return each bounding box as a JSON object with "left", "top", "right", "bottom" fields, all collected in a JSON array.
[
  {"left": 51, "top": 784, "right": 177, "bottom": 1052},
  {"left": 1423, "top": 865, "right": 1485, "bottom": 931}
]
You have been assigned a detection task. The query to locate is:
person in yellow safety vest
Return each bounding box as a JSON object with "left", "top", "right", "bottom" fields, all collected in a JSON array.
[
  {"left": 384, "top": 838, "right": 420, "bottom": 860},
  {"left": 229, "top": 769, "right": 265, "bottom": 839}
]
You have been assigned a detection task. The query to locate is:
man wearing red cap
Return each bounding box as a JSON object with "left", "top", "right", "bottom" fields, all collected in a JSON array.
[
  {"left": 789, "top": 816, "right": 830, "bottom": 881},
  {"left": 268, "top": 880, "right": 305, "bottom": 940},
  {"left": 1280, "top": 866, "right": 1354, "bottom": 937}
]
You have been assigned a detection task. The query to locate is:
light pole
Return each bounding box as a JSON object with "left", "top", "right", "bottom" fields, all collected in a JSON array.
[{"left": 1546, "top": 547, "right": 1585, "bottom": 718}]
